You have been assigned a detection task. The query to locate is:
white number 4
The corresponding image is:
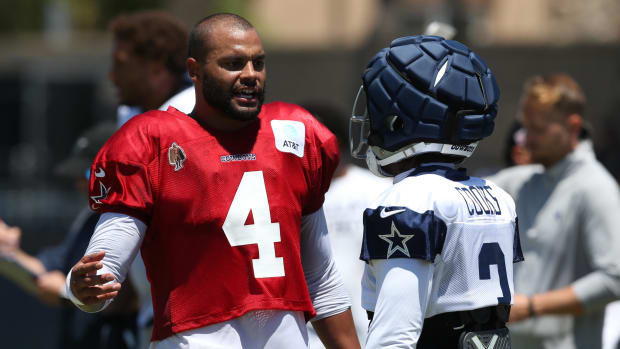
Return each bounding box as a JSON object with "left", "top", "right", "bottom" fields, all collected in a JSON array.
[{"left": 222, "top": 171, "right": 285, "bottom": 278}]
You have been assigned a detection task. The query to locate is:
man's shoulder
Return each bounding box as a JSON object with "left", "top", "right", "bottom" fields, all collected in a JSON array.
[
  {"left": 262, "top": 102, "right": 321, "bottom": 127},
  {"left": 385, "top": 174, "right": 452, "bottom": 217},
  {"left": 120, "top": 108, "right": 190, "bottom": 133},
  {"left": 159, "top": 86, "right": 195, "bottom": 114},
  {"left": 491, "top": 164, "right": 543, "bottom": 178},
  {"left": 262, "top": 101, "right": 336, "bottom": 144},
  {"left": 571, "top": 158, "right": 620, "bottom": 196},
  {"left": 122, "top": 108, "right": 172, "bottom": 123},
  {"left": 485, "top": 164, "right": 542, "bottom": 195},
  {"left": 574, "top": 157, "right": 614, "bottom": 181},
  {"left": 262, "top": 101, "right": 308, "bottom": 117},
  {"left": 106, "top": 109, "right": 195, "bottom": 158}
]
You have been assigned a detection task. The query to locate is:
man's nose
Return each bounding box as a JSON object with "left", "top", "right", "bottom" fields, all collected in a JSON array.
[{"left": 240, "top": 61, "right": 258, "bottom": 85}]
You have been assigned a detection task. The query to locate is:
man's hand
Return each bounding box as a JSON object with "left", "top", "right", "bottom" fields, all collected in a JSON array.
[
  {"left": 509, "top": 293, "right": 531, "bottom": 322},
  {"left": 69, "top": 251, "right": 121, "bottom": 305},
  {"left": 36, "top": 271, "right": 66, "bottom": 306},
  {"left": 509, "top": 287, "right": 584, "bottom": 323},
  {"left": 0, "top": 220, "right": 21, "bottom": 255}
]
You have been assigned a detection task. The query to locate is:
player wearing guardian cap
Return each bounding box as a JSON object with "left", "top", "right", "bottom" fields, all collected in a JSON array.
[
  {"left": 350, "top": 36, "right": 498, "bottom": 177},
  {"left": 351, "top": 35, "right": 523, "bottom": 348}
]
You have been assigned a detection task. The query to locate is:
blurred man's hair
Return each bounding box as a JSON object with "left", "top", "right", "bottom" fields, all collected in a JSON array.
[
  {"left": 109, "top": 11, "right": 188, "bottom": 75},
  {"left": 522, "top": 73, "right": 586, "bottom": 120},
  {"left": 522, "top": 73, "right": 590, "bottom": 139}
]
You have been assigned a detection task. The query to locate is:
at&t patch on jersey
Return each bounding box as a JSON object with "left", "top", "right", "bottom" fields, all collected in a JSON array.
[{"left": 271, "top": 120, "right": 305, "bottom": 157}]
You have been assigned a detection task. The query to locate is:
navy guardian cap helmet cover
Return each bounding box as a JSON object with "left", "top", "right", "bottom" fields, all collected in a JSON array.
[{"left": 350, "top": 35, "right": 499, "bottom": 176}]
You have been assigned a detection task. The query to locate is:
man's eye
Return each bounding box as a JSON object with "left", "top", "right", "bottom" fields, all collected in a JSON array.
[
  {"left": 224, "top": 60, "right": 245, "bottom": 70},
  {"left": 253, "top": 59, "right": 265, "bottom": 71}
]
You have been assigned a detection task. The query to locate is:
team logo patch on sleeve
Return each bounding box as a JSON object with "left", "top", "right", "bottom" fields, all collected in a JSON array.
[
  {"left": 270, "top": 120, "right": 305, "bottom": 157},
  {"left": 378, "top": 221, "right": 414, "bottom": 258},
  {"left": 360, "top": 206, "right": 447, "bottom": 262},
  {"left": 168, "top": 142, "right": 186, "bottom": 171},
  {"left": 90, "top": 181, "right": 111, "bottom": 209}
]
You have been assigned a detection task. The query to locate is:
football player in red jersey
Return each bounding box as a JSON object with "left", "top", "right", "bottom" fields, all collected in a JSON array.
[{"left": 66, "top": 13, "right": 360, "bottom": 349}]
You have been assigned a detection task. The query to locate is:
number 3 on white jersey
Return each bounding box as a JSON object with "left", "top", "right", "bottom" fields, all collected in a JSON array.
[{"left": 222, "top": 171, "right": 285, "bottom": 278}]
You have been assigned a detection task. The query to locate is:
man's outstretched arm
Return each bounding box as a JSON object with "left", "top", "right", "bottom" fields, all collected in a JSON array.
[{"left": 66, "top": 213, "right": 146, "bottom": 312}]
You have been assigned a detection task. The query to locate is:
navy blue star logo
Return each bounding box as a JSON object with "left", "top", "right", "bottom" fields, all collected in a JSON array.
[
  {"left": 90, "top": 181, "right": 110, "bottom": 204},
  {"left": 378, "top": 221, "right": 414, "bottom": 258}
]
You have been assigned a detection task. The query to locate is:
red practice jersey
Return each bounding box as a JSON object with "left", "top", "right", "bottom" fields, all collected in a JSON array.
[{"left": 88, "top": 102, "right": 340, "bottom": 340}]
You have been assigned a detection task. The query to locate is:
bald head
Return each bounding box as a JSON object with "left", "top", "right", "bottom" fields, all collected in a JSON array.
[{"left": 188, "top": 13, "right": 255, "bottom": 62}]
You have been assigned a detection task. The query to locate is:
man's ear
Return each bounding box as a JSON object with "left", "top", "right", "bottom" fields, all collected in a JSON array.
[
  {"left": 566, "top": 113, "right": 583, "bottom": 138},
  {"left": 187, "top": 57, "right": 199, "bottom": 82}
]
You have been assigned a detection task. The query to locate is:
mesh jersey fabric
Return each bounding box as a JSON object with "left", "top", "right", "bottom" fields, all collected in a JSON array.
[
  {"left": 88, "top": 102, "right": 340, "bottom": 340},
  {"left": 362, "top": 164, "right": 522, "bottom": 318}
]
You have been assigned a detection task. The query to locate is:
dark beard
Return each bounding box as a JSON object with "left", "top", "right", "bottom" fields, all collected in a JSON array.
[{"left": 201, "top": 73, "right": 265, "bottom": 121}]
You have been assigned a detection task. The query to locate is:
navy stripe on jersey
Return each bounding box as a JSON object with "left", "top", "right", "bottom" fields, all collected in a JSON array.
[
  {"left": 360, "top": 206, "right": 447, "bottom": 262},
  {"left": 406, "top": 165, "right": 469, "bottom": 181},
  {"left": 514, "top": 217, "right": 525, "bottom": 263}
]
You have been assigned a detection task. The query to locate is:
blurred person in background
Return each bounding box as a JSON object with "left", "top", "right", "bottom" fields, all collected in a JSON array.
[
  {"left": 486, "top": 120, "right": 533, "bottom": 194},
  {"left": 0, "top": 123, "right": 138, "bottom": 349},
  {"left": 596, "top": 116, "right": 620, "bottom": 349},
  {"left": 503, "top": 120, "right": 531, "bottom": 167},
  {"left": 109, "top": 11, "right": 195, "bottom": 127},
  {"left": 107, "top": 10, "right": 197, "bottom": 348},
  {"left": 66, "top": 13, "right": 360, "bottom": 349},
  {"left": 300, "top": 103, "right": 391, "bottom": 348},
  {"left": 488, "top": 73, "right": 620, "bottom": 349}
]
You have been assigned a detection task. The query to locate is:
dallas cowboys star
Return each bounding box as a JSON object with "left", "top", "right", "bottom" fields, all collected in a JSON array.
[{"left": 378, "top": 221, "right": 414, "bottom": 258}]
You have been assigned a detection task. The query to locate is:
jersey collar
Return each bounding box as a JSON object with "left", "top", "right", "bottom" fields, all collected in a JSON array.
[{"left": 394, "top": 163, "right": 469, "bottom": 184}]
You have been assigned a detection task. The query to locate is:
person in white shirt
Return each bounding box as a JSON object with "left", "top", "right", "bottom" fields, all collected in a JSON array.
[
  {"left": 488, "top": 74, "right": 620, "bottom": 349},
  {"left": 108, "top": 11, "right": 196, "bottom": 348}
]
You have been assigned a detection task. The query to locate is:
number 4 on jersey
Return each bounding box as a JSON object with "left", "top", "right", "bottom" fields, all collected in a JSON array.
[{"left": 222, "top": 171, "right": 285, "bottom": 278}]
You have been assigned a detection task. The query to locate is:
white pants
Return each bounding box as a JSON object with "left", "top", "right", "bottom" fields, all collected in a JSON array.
[{"left": 149, "top": 310, "right": 309, "bottom": 349}]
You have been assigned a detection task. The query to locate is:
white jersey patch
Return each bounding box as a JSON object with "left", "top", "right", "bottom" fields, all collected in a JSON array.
[{"left": 271, "top": 120, "right": 305, "bottom": 158}]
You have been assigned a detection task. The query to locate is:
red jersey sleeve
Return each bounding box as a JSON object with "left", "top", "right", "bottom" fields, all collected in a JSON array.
[
  {"left": 300, "top": 109, "right": 340, "bottom": 215},
  {"left": 88, "top": 112, "right": 160, "bottom": 223}
]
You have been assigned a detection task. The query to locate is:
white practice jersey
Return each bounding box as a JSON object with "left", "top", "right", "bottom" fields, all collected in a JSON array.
[{"left": 362, "top": 164, "right": 523, "bottom": 347}]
